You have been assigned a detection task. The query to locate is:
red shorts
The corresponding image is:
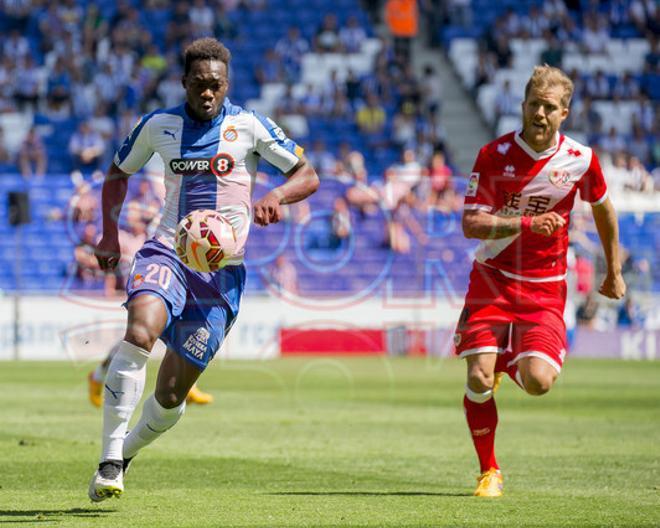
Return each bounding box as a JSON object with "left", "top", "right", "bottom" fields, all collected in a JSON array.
[{"left": 453, "top": 263, "right": 567, "bottom": 373}]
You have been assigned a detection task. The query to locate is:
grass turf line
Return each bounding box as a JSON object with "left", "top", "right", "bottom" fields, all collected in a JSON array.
[{"left": 0, "top": 357, "right": 658, "bottom": 527}]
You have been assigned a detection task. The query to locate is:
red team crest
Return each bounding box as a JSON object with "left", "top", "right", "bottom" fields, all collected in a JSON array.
[{"left": 548, "top": 168, "right": 571, "bottom": 188}]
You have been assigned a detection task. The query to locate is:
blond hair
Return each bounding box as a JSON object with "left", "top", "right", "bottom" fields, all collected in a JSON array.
[{"left": 524, "top": 65, "right": 574, "bottom": 108}]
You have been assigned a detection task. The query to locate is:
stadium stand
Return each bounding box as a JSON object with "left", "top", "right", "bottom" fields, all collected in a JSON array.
[{"left": 0, "top": 0, "right": 658, "bottom": 321}]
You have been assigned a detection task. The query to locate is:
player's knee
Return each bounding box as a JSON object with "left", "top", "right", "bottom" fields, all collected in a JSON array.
[
  {"left": 523, "top": 372, "right": 555, "bottom": 396},
  {"left": 467, "top": 366, "right": 495, "bottom": 393},
  {"left": 155, "top": 387, "right": 186, "bottom": 409},
  {"left": 124, "top": 323, "right": 159, "bottom": 352}
]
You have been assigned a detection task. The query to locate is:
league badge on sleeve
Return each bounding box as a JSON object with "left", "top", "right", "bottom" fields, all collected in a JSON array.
[{"left": 466, "top": 172, "right": 480, "bottom": 197}]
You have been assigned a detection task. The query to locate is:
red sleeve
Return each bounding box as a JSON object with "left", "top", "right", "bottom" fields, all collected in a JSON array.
[
  {"left": 578, "top": 150, "right": 608, "bottom": 205},
  {"left": 463, "top": 146, "right": 496, "bottom": 212}
]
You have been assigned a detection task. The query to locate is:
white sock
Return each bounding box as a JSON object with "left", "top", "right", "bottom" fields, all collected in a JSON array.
[
  {"left": 92, "top": 363, "right": 107, "bottom": 383},
  {"left": 465, "top": 384, "right": 493, "bottom": 403},
  {"left": 101, "top": 340, "right": 149, "bottom": 462},
  {"left": 123, "top": 394, "right": 186, "bottom": 460}
]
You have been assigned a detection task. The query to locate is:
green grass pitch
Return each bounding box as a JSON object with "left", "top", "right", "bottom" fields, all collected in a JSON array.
[{"left": 0, "top": 357, "right": 658, "bottom": 527}]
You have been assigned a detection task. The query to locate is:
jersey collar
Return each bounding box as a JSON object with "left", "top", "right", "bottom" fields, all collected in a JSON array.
[{"left": 514, "top": 129, "right": 563, "bottom": 160}]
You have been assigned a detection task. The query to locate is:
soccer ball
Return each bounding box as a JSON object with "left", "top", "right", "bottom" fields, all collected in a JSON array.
[{"left": 175, "top": 210, "right": 237, "bottom": 272}]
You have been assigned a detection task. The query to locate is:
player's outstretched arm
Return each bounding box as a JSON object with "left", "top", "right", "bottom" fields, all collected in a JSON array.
[
  {"left": 463, "top": 209, "right": 566, "bottom": 239},
  {"left": 95, "top": 162, "right": 131, "bottom": 270},
  {"left": 253, "top": 156, "right": 319, "bottom": 226},
  {"left": 591, "top": 197, "right": 626, "bottom": 299}
]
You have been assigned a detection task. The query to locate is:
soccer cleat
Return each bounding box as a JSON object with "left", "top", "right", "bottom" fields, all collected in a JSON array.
[
  {"left": 88, "top": 460, "right": 123, "bottom": 502},
  {"left": 492, "top": 372, "right": 505, "bottom": 394},
  {"left": 474, "top": 468, "right": 503, "bottom": 497},
  {"left": 186, "top": 384, "right": 214, "bottom": 405},
  {"left": 88, "top": 372, "right": 103, "bottom": 408}
]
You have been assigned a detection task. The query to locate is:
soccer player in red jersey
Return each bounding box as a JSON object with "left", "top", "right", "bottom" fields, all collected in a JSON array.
[{"left": 455, "top": 65, "right": 626, "bottom": 497}]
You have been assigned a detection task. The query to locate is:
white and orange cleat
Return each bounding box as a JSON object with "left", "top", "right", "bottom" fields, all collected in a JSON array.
[{"left": 474, "top": 468, "right": 503, "bottom": 497}]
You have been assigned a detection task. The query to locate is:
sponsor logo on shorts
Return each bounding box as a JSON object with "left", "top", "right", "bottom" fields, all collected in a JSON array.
[
  {"left": 133, "top": 273, "right": 144, "bottom": 287},
  {"left": 183, "top": 327, "right": 211, "bottom": 360},
  {"left": 169, "top": 153, "right": 235, "bottom": 177},
  {"left": 453, "top": 333, "right": 462, "bottom": 346},
  {"left": 466, "top": 173, "right": 479, "bottom": 197},
  {"left": 222, "top": 126, "right": 238, "bottom": 142}
]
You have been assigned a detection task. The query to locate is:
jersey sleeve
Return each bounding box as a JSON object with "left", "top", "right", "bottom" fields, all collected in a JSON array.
[
  {"left": 578, "top": 150, "right": 608, "bottom": 205},
  {"left": 463, "top": 146, "right": 496, "bottom": 213},
  {"left": 252, "top": 112, "right": 303, "bottom": 174},
  {"left": 113, "top": 114, "right": 155, "bottom": 175}
]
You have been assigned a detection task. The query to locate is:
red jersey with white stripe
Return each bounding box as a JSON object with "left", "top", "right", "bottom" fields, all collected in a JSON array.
[{"left": 463, "top": 130, "right": 607, "bottom": 281}]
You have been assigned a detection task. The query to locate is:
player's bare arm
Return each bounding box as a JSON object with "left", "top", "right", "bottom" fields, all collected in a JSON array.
[
  {"left": 95, "top": 162, "right": 131, "bottom": 270},
  {"left": 253, "top": 155, "right": 319, "bottom": 226},
  {"left": 591, "top": 197, "right": 626, "bottom": 299},
  {"left": 463, "top": 209, "right": 566, "bottom": 239}
]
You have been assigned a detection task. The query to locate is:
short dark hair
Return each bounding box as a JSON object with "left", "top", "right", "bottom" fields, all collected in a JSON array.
[{"left": 183, "top": 38, "right": 231, "bottom": 76}]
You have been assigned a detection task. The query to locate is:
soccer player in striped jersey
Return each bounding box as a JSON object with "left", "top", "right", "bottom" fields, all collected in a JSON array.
[
  {"left": 454, "top": 65, "right": 626, "bottom": 497},
  {"left": 88, "top": 38, "right": 319, "bottom": 501}
]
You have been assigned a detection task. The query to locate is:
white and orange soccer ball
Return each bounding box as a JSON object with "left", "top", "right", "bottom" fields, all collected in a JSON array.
[{"left": 175, "top": 210, "right": 237, "bottom": 272}]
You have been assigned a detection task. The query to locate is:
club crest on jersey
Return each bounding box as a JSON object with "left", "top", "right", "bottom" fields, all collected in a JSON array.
[
  {"left": 466, "top": 172, "right": 479, "bottom": 197},
  {"left": 549, "top": 168, "right": 571, "bottom": 188},
  {"left": 169, "top": 153, "right": 235, "bottom": 177},
  {"left": 223, "top": 126, "right": 238, "bottom": 142},
  {"left": 497, "top": 142, "right": 511, "bottom": 155},
  {"left": 503, "top": 165, "right": 516, "bottom": 177}
]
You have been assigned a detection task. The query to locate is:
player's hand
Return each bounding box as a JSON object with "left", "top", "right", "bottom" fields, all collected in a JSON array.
[
  {"left": 253, "top": 192, "right": 282, "bottom": 226},
  {"left": 95, "top": 235, "right": 121, "bottom": 271},
  {"left": 599, "top": 272, "right": 626, "bottom": 300},
  {"left": 530, "top": 212, "right": 566, "bottom": 237}
]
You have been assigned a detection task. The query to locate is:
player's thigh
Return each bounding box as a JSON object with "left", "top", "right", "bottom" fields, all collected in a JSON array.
[
  {"left": 517, "top": 356, "right": 558, "bottom": 395},
  {"left": 125, "top": 241, "right": 188, "bottom": 351},
  {"left": 155, "top": 348, "right": 203, "bottom": 408}
]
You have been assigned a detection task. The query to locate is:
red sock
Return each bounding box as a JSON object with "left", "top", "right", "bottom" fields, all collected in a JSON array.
[
  {"left": 495, "top": 351, "right": 524, "bottom": 389},
  {"left": 464, "top": 395, "right": 499, "bottom": 473}
]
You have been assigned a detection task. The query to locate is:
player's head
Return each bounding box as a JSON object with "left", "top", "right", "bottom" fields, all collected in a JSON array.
[
  {"left": 182, "top": 38, "right": 231, "bottom": 121},
  {"left": 521, "top": 65, "right": 573, "bottom": 151}
]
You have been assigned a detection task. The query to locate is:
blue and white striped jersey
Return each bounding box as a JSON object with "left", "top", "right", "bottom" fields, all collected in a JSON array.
[{"left": 114, "top": 99, "right": 303, "bottom": 265}]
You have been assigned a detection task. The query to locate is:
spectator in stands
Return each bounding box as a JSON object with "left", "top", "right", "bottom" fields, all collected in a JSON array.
[
  {"left": 385, "top": 0, "right": 418, "bottom": 62},
  {"left": 567, "top": 95, "right": 603, "bottom": 135},
  {"left": 427, "top": 150, "right": 453, "bottom": 210},
  {"left": 522, "top": 5, "right": 550, "bottom": 38},
  {"left": 330, "top": 197, "right": 352, "bottom": 248},
  {"left": 47, "top": 56, "right": 72, "bottom": 109},
  {"left": 473, "top": 51, "right": 496, "bottom": 93},
  {"left": 306, "top": 140, "right": 336, "bottom": 177},
  {"left": 629, "top": 0, "right": 657, "bottom": 35},
  {"left": 576, "top": 292, "right": 599, "bottom": 328},
  {"left": 69, "top": 120, "right": 105, "bottom": 173},
  {"left": 632, "top": 94, "right": 655, "bottom": 132},
  {"left": 344, "top": 69, "right": 363, "bottom": 109},
  {"left": 628, "top": 124, "right": 651, "bottom": 165},
  {"left": 599, "top": 126, "right": 627, "bottom": 155},
  {"left": 356, "top": 92, "right": 386, "bottom": 135},
  {"left": 158, "top": 68, "right": 186, "bottom": 108},
  {"left": 494, "top": 80, "right": 518, "bottom": 120},
  {"left": 383, "top": 149, "right": 425, "bottom": 208},
  {"left": 254, "top": 49, "right": 284, "bottom": 85},
  {"left": 420, "top": 65, "right": 443, "bottom": 116},
  {"left": 314, "top": 14, "right": 341, "bottom": 53},
  {"left": 166, "top": 1, "right": 191, "bottom": 49},
  {"left": 586, "top": 70, "right": 610, "bottom": 99},
  {"left": 392, "top": 108, "right": 417, "bottom": 148},
  {"left": 617, "top": 297, "right": 643, "bottom": 328},
  {"left": 275, "top": 26, "right": 309, "bottom": 82},
  {"left": 0, "top": 127, "right": 10, "bottom": 164},
  {"left": 2, "top": 29, "right": 29, "bottom": 62},
  {"left": 299, "top": 83, "right": 323, "bottom": 116},
  {"left": 14, "top": 55, "right": 41, "bottom": 112},
  {"left": 270, "top": 255, "right": 298, "bottom": 295},
  {"left": 627, "top": 156, "right": 654, "bottom": 192},
  {"left": 18, "top": 127, "right": 47, "bottom": 179},
  {"left": 613, "top": 72, "right": 641, "bottom": 99},
  {"left": 386, "top": 191, "right": 428, "bottom": 254},
  {"left": 70, "top": 178, "right": 99, "bottom": 224},
  {"left": 582, "top": 13, "right": 609, "bottom": 54},
  {"left": 339, "top": 15, "right": 367, "bottom": 54},
  {"left": 74, "top": 222, "right": 103, "bottom": 287},
  {"left": 540, "top": 33, "right": 563, "bottom": 68},
  {"left": 189, "top": 0, "right": 214, "bottom": 37}
]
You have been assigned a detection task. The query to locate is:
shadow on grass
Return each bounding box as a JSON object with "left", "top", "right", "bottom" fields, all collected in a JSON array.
[
  {"left": 267, "top": 491, "right": 471, "bottom": 497},
  {"left": 0, "top": 508, "right": 116, "bottom": 523}
]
